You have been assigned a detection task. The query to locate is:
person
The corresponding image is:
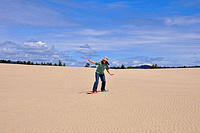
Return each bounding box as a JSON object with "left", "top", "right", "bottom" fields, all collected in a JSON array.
[{"left": 88, "top": 57, "right": 114, "bottom": 93}]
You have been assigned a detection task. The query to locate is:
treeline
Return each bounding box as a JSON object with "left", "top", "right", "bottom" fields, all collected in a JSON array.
[
  {"left": 0, "top": 59, "right": 66, "bottom": 66},
  {"left": 85, "top": 63, "right": 200, "bottom": 69},
  {"left": 110, "top": 64, "right": 200, "bottom": 69},
  {"left": 85, "top": 63, "right": 160, "bottom": 69},
  {"left": 1, "top": 60, "right": 199, "bottom": 68},
  {"left": 118, "top": 64, "right": 162, "bottom": 69}
]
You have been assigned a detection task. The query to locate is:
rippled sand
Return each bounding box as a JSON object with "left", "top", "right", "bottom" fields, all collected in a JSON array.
[{"left": 0, "top": 64, "right": 200, "bottom": 133}]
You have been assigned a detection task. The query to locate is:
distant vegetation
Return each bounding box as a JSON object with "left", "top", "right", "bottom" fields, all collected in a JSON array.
[
  {"left": 1, "top": 59, "right": 200, "bottom": 69},
  {"left": 110, "top": 64, "right": 200, "bottom": 69},
  {"left": 84, "top": 62, "right": 200, "bottom": 69},
  {"left": 0, "top": 59, "right": 66, "bottom": 67},
  {"left": 84, "top": 63, "right": 96, "bottom": 68},
  {"left": 85, "top": 63, "right": 90, "bottom": 67},
  {"left": 120, "top": 64, "right": 126, "bottom": 69}
]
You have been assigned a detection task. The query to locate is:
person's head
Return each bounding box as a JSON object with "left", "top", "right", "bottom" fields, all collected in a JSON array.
[{"left": 102, "top": 56, "right": 109, "bottom": 64}]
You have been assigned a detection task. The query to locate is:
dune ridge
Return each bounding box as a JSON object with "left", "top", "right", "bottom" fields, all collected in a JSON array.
[{"left": 0, "top": 64, "right": 200, "bottom": 133}]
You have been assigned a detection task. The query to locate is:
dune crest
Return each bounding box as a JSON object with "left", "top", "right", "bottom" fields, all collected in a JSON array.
[{"left": 0, "top": 64, "right": 200, "bottom": 133}]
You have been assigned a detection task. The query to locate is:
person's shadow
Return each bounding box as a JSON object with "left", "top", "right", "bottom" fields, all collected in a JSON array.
[
  {"left": 78, "top": 90, "right": 93, "bottom": 94},
  {"left": 86, "top": 91, "right": 103, "bottom": 94},
  {"left": 79, "top": 90, "right": 108, "bottom": 94}
]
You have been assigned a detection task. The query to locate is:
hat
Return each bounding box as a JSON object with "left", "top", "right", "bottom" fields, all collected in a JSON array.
[{"left": 102, "top": 56, "right": 108, "bottom": 62}]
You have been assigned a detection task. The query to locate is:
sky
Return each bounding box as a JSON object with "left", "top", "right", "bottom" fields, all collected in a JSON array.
[{"left": 0, "top": 0, "right": 200, "bottom": 67}]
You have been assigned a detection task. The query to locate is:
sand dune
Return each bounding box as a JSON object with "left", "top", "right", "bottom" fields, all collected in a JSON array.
[{"left": 0, "top": 64, "right": 200, "bottom": 133}]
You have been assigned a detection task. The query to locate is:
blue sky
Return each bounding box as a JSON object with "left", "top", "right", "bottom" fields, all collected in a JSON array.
[{"left": 0, "top": 0, "right": 200, "bottom": 67}]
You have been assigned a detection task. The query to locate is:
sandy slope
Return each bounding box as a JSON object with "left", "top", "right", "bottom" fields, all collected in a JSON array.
[{"left": 0, "top": 64, "right": 200, "bottom": 133}]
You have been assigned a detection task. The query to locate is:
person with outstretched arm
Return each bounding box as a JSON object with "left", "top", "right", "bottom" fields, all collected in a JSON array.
[{"left": 88, "top": 57, "right": 114, "bottom": 93}]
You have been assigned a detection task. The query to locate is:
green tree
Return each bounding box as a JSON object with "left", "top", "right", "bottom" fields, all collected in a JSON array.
[
  {"left": 121, "top": 64, "right": 126, "bottom": 69},
  {"left": 152, "top": 64, "right": 158, "bottom": 69},
  {"left": 27, "top": 61, "right": 31, "bottom": 65},
  {"left": 85, "top": 63, "right": 90, "bottom": 67},
  {"left": 127, "top": 66, "right": 134, "bottom": 69},
  {"left": 58, "top": 60, "right": 62, "bottom": 66},
  {"left": 17, "top": 61, "right": 21, "bottom": 64}
]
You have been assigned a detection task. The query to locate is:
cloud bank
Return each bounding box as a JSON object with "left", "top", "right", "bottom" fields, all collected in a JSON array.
[{"left": 0, "top": 40, "right": 71, "bottom": 64}]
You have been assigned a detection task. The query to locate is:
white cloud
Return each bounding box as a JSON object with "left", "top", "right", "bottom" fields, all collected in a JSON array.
[
  {"left": 0, "top": 40, "right": 76, "bottom": 65},
  {"left": 49, "top": 25, "right": 200, "bottom": 53},
  {"left": 23, "top": 41, "right": 49, "bottom": 49},
  {"left": 108, "top": 56, "right": 167, "bottom": 67},
  {"left": 110, "top": 60, "right": 121, "bottom": 67},
  {"left": 75, "top": 29, "right": 110, "bottom": 36},
  {"left": 0, "top": 47, "right": 15, "bottom": 54},
  {"left": 132, "top": 60, "right": 140, "bottom": 64},
  {"left": 136, "top": 63, "right": 152, "bottom": 66},
  {"left": 163, "top": 15, "right": 200, "bottom": 25},
  {"left": 79, "top": 44, "right": 97, "bottom": 59}
]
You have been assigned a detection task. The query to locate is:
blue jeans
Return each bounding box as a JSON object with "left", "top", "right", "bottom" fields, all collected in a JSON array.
[{"left": 92, "top": 72, "right": 106, "bottom": 92}]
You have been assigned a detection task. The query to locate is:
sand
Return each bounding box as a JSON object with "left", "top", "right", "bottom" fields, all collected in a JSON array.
[{"left": 0, "top": 63, "right": 200, "bottom": 133}]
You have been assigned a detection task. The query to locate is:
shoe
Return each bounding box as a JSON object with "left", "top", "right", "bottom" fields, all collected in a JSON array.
[
  {"left": 101, "top": 90, "right": 108, "bottom": 92},
  {"left": 92, "top": 91, "right": 98, "bottom": 93}
]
